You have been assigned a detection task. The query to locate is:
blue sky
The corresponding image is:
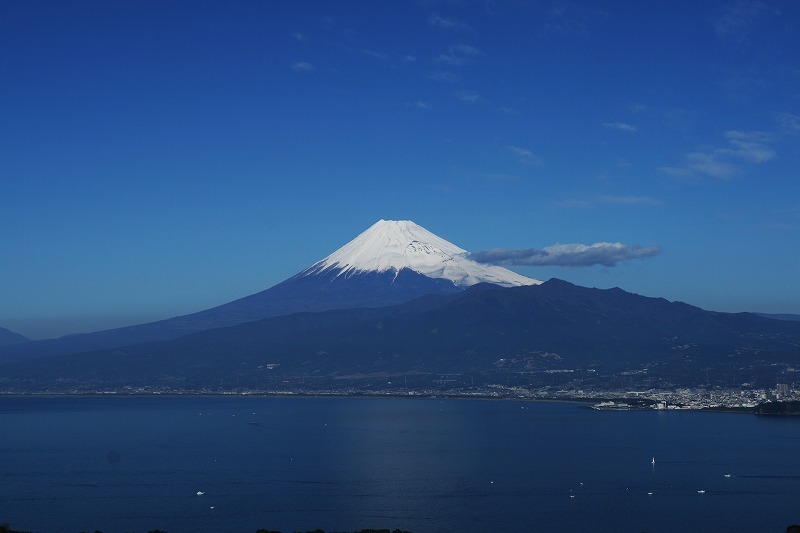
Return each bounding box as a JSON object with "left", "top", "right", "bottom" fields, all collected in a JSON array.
[{"left": 2, "top": 0, "right": 799, "bottom": 339}]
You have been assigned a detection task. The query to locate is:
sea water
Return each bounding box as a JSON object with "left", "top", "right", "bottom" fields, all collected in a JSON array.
[{"left": 1, "top": 395, "right": 799, "bottom": 533}]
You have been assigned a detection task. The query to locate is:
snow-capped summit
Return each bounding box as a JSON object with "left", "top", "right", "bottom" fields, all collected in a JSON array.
[{"left": 303, "top": 219, "right": 539, "bottom": 288}]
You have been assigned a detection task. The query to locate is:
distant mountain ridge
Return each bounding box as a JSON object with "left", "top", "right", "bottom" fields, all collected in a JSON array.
[
  {"left": 5, "top": 219, "right": 797, "bottom": 393},
  {"left": 0, "top": 327, "right": 28, "bottom": 346},
  {"left": 3, "top": 279, "right": 798, "bottom": 392},
  {"left": 756, "top": 313, "right": 800, "bottom": 322},
  {"left": 0, "top": 220, "right": 535, "bottom": 361}
]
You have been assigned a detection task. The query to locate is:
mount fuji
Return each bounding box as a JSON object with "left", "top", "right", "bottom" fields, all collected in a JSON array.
[
  {"left": 302, "top": 219, "right": 536, "bottom": 288},
  {"left": 4, "top": 220, "right": 800, "bottom": 392},
  {"left": 1, "top": 220, "right": 537, "bottom": 360}
]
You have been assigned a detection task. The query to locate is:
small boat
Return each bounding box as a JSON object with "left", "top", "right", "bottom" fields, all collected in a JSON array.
[
  {"left": 697, "top": 490, "right": 705, "bottom": 494},
  {"left": 651, "top": 457, "right": 655, "bottom": 465},
  {"left": 196, "top": 491, "right": 205, "bottom": 496},
  {"left": 724, "top": 474, "right": 732, "bottom": 478}
]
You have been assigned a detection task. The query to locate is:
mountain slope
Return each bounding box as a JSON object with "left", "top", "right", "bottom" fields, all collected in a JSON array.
[
  {"left": 0, "top": 327, "right": 29, "bottom": 346},
  {"left": 0, "top": 220, "right": 536, "bottom": 360},
  {"left": 4, "top": 280, "right": 798, "bottom": 392}
]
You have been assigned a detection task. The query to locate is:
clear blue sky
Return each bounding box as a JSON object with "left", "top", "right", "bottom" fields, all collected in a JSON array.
[{"left": 2, "top": 0, "right": 799, "bottom": 339}]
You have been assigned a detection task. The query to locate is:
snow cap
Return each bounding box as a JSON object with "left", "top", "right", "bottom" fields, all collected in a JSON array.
[{"left": 305, "top": 219, "right": 539, "bottom": 287}]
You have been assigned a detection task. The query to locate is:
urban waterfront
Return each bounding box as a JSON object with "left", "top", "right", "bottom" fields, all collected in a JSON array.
[{"left": 6, "top": 379, "right": 797, "bottom": 412}]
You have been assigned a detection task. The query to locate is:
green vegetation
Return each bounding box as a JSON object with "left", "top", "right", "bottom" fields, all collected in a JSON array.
[{"left": 755, "top": 400, "right": 800, "bottom": 415}]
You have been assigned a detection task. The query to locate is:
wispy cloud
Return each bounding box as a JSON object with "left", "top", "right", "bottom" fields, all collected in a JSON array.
[
  {"left": 776, "top": 113, "right": 800, "bottom": 133},
  {"left": 435, "top": 44, "right": 482, "bottom": 66},
  {"left": 426, "top": 71, "right": 461, "bottom": 83},
  {"left": 542, "top": 1, "right": 607, "bottom": 37},
  {"left": 428, "top": 44, "right": 481, "bottom": 84},
  {"left": 720, "top": 130, "right": 775, "bottom": 162},
  {"left": 559, "top": 195, "right": 660, "bottom": 208},
  {"left": 358, "top": 48, "right": 389, "bottom": 60},
  {"left": 455, "top": 89, "right": 480, "bottom": 103},
  {"left": 470, "top": 242, "right": 661, "bottom": 267},
  {"left": 507, "top": 145, "right": 543, "bottom": 165},
  {"left": 660, "top": 129, "right": 776, "bottom": 179},
  {"left": 602, "top": 122, "right": 637, "bottom": 132},
  {"left": 483, "top": 173, "right": 521, "bottom": 183},
  {"left": 333, "top": 39, "right": 390, "bottom": 62},
  {"left": 596, "top": 195, "right": 659, "bottom": 205},
  {"left": 291, "top": 61, "right": 315, "bottom": 72},
  {"left": 544, "top": 3, "right": 590, "bottom": 37},
  {"left": 684, "top": 152, "right": 739, "bottom": 179},
  {"left": 428, "top": 14, "right": 470, "bottom": 31},
  {"left": 414, "top": 101, "right": 432, "bottom": 109},
  {"left": 556, "top": 198, "right": 593, "bottom": 209},
  {"left": 718, "top": 70, "right": 768, "bottom": 103},
  {"left": 713, "top": 1, "right": 767, "bottom": 43},
  {"left": 292, "top": 32, "right": 307, "bottom": 41}
]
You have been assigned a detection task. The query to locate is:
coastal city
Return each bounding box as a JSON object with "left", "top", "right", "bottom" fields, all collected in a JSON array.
[{"left": 10, "top": 380, "right": 798, "bottom": 414}]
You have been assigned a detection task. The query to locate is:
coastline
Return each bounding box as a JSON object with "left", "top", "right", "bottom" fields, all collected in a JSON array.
[{"left": 2, "top": 389, "right": 793, "bottom": 415}]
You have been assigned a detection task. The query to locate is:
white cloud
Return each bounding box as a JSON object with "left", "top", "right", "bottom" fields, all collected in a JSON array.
[
  {"left": 435, "top": 44, "right": 482, "bottom": 66},
  {"left": 720, "top": 130, "right": 776, "bottom": 163},
  {"left": 557, "top": 198, "right": 593, "bottom": 209},
  {"left": 685, "top": 152, "right": 738, "bottom": 179},
  {"left": 507, "top": 145, "right": 543, "bottom": 165},
  {"left": 776, "top": 113, "right": 800, "bottom": 133},
  {"left": 497, "top": 106, "right": 519, "bottom": 115},
  {"left": 713, "top": 1, "right": 767, "bottom": 42},
  {"left": 359, "top": 48, "right": 388, "bottom": 60},
  {"left": 484, "top": 173, "right": 521, "bottom": 183},
  {"left": 470, "top": 242, "right": 661, "bottom": 267},
  {"left": 596, "top": 195, "right": 659, "bottom": 206},
  {"left": 426, "top": 71, "right": 461, "bottom": 83},
  {"left": 542, "top": 1, "right": 605, "bottom": 38},
  {"left": 428, "top": 14, "right": 470, "bottom": 31},
  {"left": 455, "top": 89, "right": 479, "bottom": 103},
  {"left": 602, "top": 122, "right": 637, "bottom": 132},
  {"left": 291, "top": 61, "right": 314, "bottom": 72},
  {"left": 663, "top": 129, "right": 776, "bottom": 179},
  {"left": 657, "top": 166, "right": 692, "bottom": 178},
  {"left": 559, "top": 195, "right": 659, "bottom": 208},
  {"left": 450, "top": 44, "right": 481, "bottom": 56}
]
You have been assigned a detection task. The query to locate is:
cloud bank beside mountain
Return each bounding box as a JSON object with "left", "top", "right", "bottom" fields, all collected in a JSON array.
[{"left": 470, "top": 242, "right": 662, "bottom": 268}]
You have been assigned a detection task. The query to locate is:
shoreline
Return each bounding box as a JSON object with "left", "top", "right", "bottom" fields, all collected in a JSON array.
[{"left": 0, "top": 389, "right": 777, "bottom": 414}]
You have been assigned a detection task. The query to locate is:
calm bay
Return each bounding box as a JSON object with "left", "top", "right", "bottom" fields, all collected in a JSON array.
[{"left": 2, "top": 395, "right": 799, "bottom": 533}]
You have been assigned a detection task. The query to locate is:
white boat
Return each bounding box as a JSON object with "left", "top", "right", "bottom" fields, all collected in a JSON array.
[
  {"left": 196, "top": 491, "right": 205, "bottom": 496},
  {"left": 724, "top": 474, "right": 732, "bottom": 478},
  {"left": 697, "top": 490, "right": 705, "bottom": 494},
  {"left": 651, "top": 457, "right": 655, "bottom": 465}
]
